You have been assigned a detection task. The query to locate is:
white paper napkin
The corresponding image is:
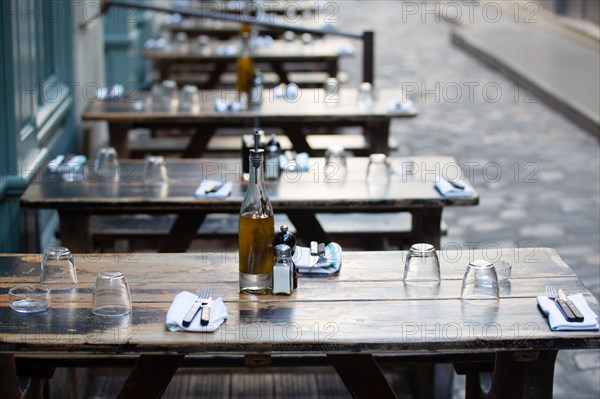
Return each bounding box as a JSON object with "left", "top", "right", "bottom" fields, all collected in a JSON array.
[
  {"left": 166, "top": 291, "right": 229, "bottom": 332},
  {"left": 194, "top": 180, "right": 233, "bottom": 198},
  {"left": 387, "top": 98, "right": 414, "bottom": 114},
  {"left": 294, "top": 242, "right": 342, "bottom": 274},
  {"left": 434, "top": 176, "right": 473, "bottom": 198},
  {"left": 280, "top": 152, "right": 309, "bottom": 172},
  {"left": 537, "top": 293, "right": 599, "bottom": 331}
]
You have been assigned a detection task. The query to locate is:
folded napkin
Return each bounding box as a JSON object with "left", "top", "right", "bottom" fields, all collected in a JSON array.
[
  {"left": 194, "top": 180, "right": 233, "bottom": 198},
  {"left": 214, "top": 99, "right": 244, "bottom": 112},
  {"left": 294, "top": 242, "right": 342, "bottom": 274},
  {"left": 280, "top": 152, "right": 309, "bottom": 172},
  {"left": 166, "top": 291, "right": 229, "bottom": 332},
  {"left": 273, "top": 83, "right": 300, "bottom": 100},
  {"left": 216, "top": 44, "right": 237, "bottom": 55},
  {"left": 387, "top": 98, "right": 414, "bottom": 114},
  {"left": 537, "top": 293, "right": 599, "bottom": 331},
  {"left": 336, "top": 43, "right": 355, "bottom": 55},
  {"left": 49, "top": 155, "right": 86, "bottom": 173},
  {"left": 434, "top": 176, "right": 473, "bottom": 198}
]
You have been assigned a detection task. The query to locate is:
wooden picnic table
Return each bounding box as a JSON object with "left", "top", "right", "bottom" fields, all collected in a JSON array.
[
  {"left": 82, "top": 87, "right": 415, "bottom": 159},
  {"left": 19, "top": 156, "right": 476, "bottom": 253},
  {"left": 1, "top": 248, "right": 598, "bottom": 398},
  {"left": 144, "top": 36, "right": 354, "bottom": 87}
]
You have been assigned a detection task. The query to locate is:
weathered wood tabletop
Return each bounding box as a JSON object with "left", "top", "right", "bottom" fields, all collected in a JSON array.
[
  {"left": 20, "top": 156, "right": 477, "bottom": 252},
  {"left": 81, "top": 87, "right": 416, "bottom": 158},
  {"left": 1, "top": 249, "right": 598, "bottom": 398},
  {"left": 144, "top": 36, "right": 353, "bottom": 87}
]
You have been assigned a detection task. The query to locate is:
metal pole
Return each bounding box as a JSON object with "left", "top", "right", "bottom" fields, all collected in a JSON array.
[
  {"left": 362, "top": 31, "right": 374, "bottom": 85},
  {"left": 102, "top": 0, "right": 363, "bottom": 39}
]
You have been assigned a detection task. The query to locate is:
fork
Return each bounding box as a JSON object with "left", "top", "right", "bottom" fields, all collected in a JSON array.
[
  {"left": 182, "top": 287, "right": 211, "bottom": 327},
  {"left": 546, "top": 285, "right": 577, "bottom": 322}
]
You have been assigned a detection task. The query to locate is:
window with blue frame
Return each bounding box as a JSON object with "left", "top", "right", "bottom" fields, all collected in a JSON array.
[
  {"left": 1, "top": 0, "right": 74, "bottom": 251},
  {"left": 1, "top": 0, "right": 74, "bottom": 191}
]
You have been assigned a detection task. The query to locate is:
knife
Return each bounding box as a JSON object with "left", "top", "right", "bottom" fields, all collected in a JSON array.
[
  {"left": 205, "top": 181, "right": 226, "bottom": 194},
  {"left": 182, "top": 289, "right": 207, "bottom": 327},
  {"left": 200, "top": 297, "right": 212, "bottom": 326},
  {"left": 445, "top": 178, "right": 465, "bottom": 190},
  {"left": 554, "top": 290, "right": 578, "bottom": 322},
  {"left": 559, "top": 289, "right": 584, "bottom": 322}
]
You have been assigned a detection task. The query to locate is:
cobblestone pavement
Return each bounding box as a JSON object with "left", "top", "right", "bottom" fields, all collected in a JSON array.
[{"left": 334, "top": 1, "right": 599, "bottom": 397}]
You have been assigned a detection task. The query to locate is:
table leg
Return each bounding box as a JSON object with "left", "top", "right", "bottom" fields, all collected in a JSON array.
[
  {"left": 327, "top": 57, "right": 339, "bottom": 78},
  {"left": 411, "top": 208, "right": 443, "bottom": 249},
  {"left": 0, "top": 355, "right": 23, "bottom": 399},
  {"left": 328, "top": 354, "right": 397, "bottom": 399},
  {"left": 108, "top": 123, "right": 132, "bottom": 159},
  {"left": 409, "top": 364, "right": 454, "bottom": 399},
  {"left": 58, "top": 211, "right": 92, "bottom": 252},
  {"left": 270, "top": 62, "right": 289, "bottom": 84},
  {"left": 117, "top": 354, "right": 184, "bottom": 399},
  {"left": 285, "top": 211, "right": 329, "bottom": 245},
  {"left": 364, "top": 120, "right": 390, "bottom": 154},
  {"left": 158, "top": 61, "right": 170, "bottom": 82},
  {"left": 280, "top": 124, "right": 312, "bottom": 154},
  {"left": 471, "top": 350, "right": 558, "bottom": 399},
  {"left": 205, "top": 62, "right": 228, "bottom": 89},
  {"left": 159, "top": 211, "right": 207, "bottom": 253},
  {"left": 181, "top": 127, "right": 217, "bottom": 158}
]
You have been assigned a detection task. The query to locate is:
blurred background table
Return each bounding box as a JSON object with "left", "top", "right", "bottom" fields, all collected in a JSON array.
[
  {"left": 82, "top": 87, "right": 415, "bottom": 159},
  {"left": 144, "top": 36, "right": 354, "bottom": 88}
]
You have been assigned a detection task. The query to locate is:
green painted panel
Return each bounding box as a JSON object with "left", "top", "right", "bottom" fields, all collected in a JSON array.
[{"left": 0, "top": 197, "right": 21, "bottom": 253}]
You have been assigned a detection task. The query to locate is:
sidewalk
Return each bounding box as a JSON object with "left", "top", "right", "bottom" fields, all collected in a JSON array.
[
  {"left": 337, "top": 1, "right": 599, "bottom": 397},
  {"left": 449, "top": 1, "right": 600, "bottom": 137}
]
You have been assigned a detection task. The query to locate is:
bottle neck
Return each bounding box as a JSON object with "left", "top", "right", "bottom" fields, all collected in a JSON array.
[
  {"left": 249, "top": 152, "right": 264, "bottom": 185},
  {"left": 240, "top": 33, "right": 252, "bottom": 57}
]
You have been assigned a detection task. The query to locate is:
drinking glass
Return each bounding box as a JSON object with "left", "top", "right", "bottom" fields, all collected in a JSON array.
[
  {"left": 153, "top": 80, "right": 179, "bottom": 109},
  {"left": 95, "top": 147, "right": 120, "bottom": 183},
  {"left": 143, "top": 155, "right": 168, "bottom": 184},
  {"left": 357, "top": 81, "right": 374, "bottom": 109},
  {"left": 367, "top": 153, "right": 390, "bottom": 184},
  {"left": 461, "top": 260, "right": 499, "bottom": 303},
  {"left": 40, "top": 246, "right": 78, "bottom": 290},
  {"left": 9, "top": 285, "right": 50, "bottom": 313},
  {"left": 404, "top": 243, "right": 441, "bottom": 286},
  {"left": 179, "top": 85, "right": 200, "bottom": 111},
  {"left": 494, "top": 260, "right": 512, "bottom": 283},
  {"left": 92, "top": 271, "right": 132, "bottom": 316},
  {"left": 324, "top": 145, "right": 347, "bottom": 180}
]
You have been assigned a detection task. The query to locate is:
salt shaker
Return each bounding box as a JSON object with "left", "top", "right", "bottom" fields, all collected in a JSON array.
[
  {"left": 274, "top": 225, "right": 297, "bottom": 288},
  {"left": 272, "top": 244, "right": 294, "bottom": 295}
]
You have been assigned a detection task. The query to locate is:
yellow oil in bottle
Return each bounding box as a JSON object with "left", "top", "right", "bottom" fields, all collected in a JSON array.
[{"left": 239, "top": 212, "right": 274, "bottom": 294}]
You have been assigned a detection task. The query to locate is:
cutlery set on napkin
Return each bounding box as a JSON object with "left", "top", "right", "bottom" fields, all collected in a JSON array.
[
  {"left": 194, "top": 180, "right": 233, "bottom": 198},
  {"left": 434, "top": 176, "right": 473, "bottom": 198},
  {"left": 166, "top": 289, "right": 229, "bottom": 332},
  {"left": 537, "top": 286, "right": 599, "bottom": 331},
  {"left": 293, "top": 242, "right": 342, "bottom": 275}
]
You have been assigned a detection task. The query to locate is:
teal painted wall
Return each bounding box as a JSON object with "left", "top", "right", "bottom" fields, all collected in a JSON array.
[{"left": 0, "top": 0, "right": 76, "bottom": 253}]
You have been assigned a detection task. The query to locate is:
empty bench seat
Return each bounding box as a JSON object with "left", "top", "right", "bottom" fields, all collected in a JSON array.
[{"left": 90, "top": 213, "right": 447, "bottom": 252}]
